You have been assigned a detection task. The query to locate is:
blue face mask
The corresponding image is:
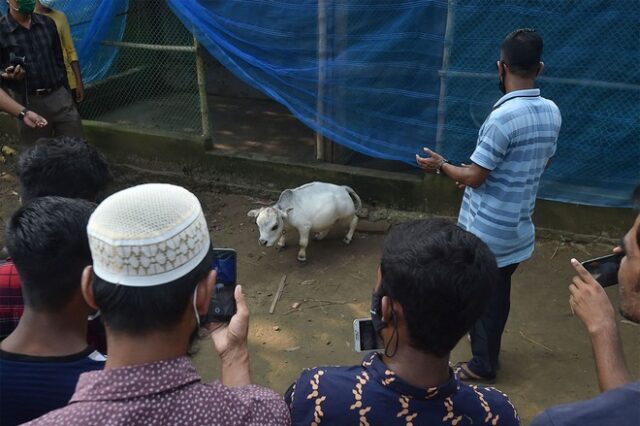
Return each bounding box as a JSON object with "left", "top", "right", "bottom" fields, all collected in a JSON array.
[{"left": 39, "top": 0, "right": 56, "bottom": 8}]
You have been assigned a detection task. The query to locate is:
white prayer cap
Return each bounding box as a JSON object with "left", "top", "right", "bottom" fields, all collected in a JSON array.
[{"left": 87, "top": 183, "right": 210, "bottom": 287}]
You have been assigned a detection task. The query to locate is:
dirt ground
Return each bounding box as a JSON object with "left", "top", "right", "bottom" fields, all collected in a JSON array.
[{"left": 0, "top": 162, "right": 638, "bottom": 426}]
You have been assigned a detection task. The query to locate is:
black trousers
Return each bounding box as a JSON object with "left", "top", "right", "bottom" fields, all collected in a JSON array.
[{"left": 468, "top": 262, "right": 519, "bottom": 378}]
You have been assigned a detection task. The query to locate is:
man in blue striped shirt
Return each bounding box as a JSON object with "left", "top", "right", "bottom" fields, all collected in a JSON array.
[{"left": 417, "top": 28, "right": 561, "bottom": 381}]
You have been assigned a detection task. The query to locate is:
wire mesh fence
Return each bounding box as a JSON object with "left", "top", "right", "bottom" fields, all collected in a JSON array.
[
  {"left": 437, "top": 0, "right": 640, "bottom": 205},
  {"left": 77, "top": 0, "right": 206, "bottom": 136}
]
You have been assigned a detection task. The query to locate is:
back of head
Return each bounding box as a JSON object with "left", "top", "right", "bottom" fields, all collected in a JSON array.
[
  {"left": 88, "top": 183, "right": 212, "bottom": 335},
  {"left": 17, "top": 137, "right": 113, "bottom": 203},
  {"left": 501, "top": 28, "right": 543, "bottom": 78},
  {"left": 6, "top": 196, "right": 96, "bottom": 311},
  {"left": 381, "top": 219, "right": 498, "bottom": 357}
]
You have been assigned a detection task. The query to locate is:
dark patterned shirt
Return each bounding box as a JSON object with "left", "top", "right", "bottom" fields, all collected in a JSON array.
[
  {"left": 0, "top": 12, "right": 67, "bottom": 95},
  {"left": 286, "top": 352, "right": 520, "bottom": 425},
  {"left": 0, "top": 260, "right": 22, "bottom": 340},
  {"left": 24, "top": 356, "right": 290, "bottom": 426}
]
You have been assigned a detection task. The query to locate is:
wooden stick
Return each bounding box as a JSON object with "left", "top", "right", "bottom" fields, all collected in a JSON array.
[
  {"left": 269, "top": 274, "right": 287, "bottom": 314},
  {"left": 519, "top": 330, "right": 554, "bottom": 353}
]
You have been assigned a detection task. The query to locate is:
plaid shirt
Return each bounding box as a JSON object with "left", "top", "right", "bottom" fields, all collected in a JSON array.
[
  {"left": 0, "top": 260, "right": 23, "bottom": 340},
  {"left": 0, "top": 12, "right": 67, "bottom": 95}
]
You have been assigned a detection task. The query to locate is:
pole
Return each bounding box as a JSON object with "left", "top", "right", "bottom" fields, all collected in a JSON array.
[
  {"left": 194, "top": 36, "right": 211, "bottom": 143},
  {"left": 316, "top": 0, "right": 327, "bottom": 161},
  {"left": 435, "top": 0, "right": 455, "bottom": 153}
]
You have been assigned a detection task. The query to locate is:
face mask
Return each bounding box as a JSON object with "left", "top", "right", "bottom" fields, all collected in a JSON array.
[
  {"left": 39, "top": 0, "right": 56, "bottom": 8},
  {"left": 192, "top": 289, "right": 200, "bottom": 328},
  {"left": 14, "top": 0, "right": 36, "bottom": 14},
  {"left": 370, "top": 290, "right": 386, "bottom": 333},
  {"left": 497, "top": 62, "right": 507, "bottom": 94}
]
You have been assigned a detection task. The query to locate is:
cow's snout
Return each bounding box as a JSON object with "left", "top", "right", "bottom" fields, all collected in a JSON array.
[{"left": 259, "top": 239, "right": 268, "bottom": 246}]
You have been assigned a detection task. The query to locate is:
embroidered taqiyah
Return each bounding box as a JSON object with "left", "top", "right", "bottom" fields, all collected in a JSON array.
[{"left": 87, "top": 184, "right": 210, "bottom": 287}]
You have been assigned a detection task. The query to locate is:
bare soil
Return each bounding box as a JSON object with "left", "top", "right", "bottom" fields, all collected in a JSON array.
[{"left": 1, "top": 159, "right": 638, "bottom": 426}]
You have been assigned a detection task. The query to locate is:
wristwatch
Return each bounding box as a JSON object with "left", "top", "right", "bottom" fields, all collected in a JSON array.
[
  {"left": 436, "top": 159, "right": 452, "bottom": 175},
  {"left": 17, "top": 108, "right": 27, "bottom": 122}
]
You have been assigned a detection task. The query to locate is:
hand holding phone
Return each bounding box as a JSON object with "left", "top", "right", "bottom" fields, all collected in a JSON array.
[{"left": 569, "top": 258, "right": 617, "bottom": 335}]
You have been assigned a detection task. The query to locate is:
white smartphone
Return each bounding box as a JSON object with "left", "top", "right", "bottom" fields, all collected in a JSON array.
[{"left": 353, "top": 318, "right": 383, "bottom": 352}]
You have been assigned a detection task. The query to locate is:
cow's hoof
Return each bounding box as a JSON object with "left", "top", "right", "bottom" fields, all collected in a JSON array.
[
  {"left": 297, "top": 255, "right": 307, "bottom": 262},
  {"left": 343, "top": 237, "right": 352, "bottom": 245}
]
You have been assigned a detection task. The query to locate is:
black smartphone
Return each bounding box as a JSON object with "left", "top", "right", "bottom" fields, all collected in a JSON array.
[
  {"left": 204, "top": 248, "right": 237, "bottom": 323},
  {"left": 353, "top": 318, "right": 383, "bottom": 352},
  {"left": 581, "top": 253, "right": 624, "bottom": 288}
]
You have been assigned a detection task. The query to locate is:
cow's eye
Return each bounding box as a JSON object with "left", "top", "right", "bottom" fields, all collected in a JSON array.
[{"left": 271, "top": 224, "right": 278, "bottom": 231}]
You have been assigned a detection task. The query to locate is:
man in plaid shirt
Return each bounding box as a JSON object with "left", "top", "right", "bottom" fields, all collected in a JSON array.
[
  {"left": 0, "top": 137, "right": 112, "bottom": 340},
  {"left": 1, "top": 0, "right": 83, "bottom": 144}
]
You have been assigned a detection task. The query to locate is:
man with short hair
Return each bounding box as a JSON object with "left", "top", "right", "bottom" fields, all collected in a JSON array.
[
  {"left": 0, "top": 137, "right": 112, "bottom": 340},
  {"left": 417, "top": 28, "right": 562, "bottom": 381},
  {"left": 25, "top": 183, "right": 289, "bottom": 425},
  {"left": 0, "top": 0, "right": 83, "bottom": 144},
  {"left": 0, "top": 197, "right": 105, "bottom": 426},
  {"left": 531, "top": 187, "right": 640, "bottom": 426},
  {"left": 286, "top": 219, "right": 519, "bottom": 425}
]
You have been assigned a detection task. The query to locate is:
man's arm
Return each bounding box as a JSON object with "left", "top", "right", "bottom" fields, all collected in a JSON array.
[
  {"left": 416, "top": 148, "right": 490, "bottom": 188},
  {"left": 0, "top": 88, "right": 47, "bottom": 128},
  {"left": 59, "top": 13, "right": 84, "bottom": 103},
  {"left": 569, "top": 258, "right": 632, "bottom": 391}
]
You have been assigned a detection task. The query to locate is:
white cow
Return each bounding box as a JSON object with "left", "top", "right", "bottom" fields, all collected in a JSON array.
[{"left": 247, "top": 182, "right": 361, "bottom": 262}]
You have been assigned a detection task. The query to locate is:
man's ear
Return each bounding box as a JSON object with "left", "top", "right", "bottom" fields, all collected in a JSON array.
[
  {"left": 536, "top": 61, "right": 544, "bottom": 77},
  {"left": 247, "top": 208, "right": 263, "bottom": 218},
  {"left": 196, "top": 270, "right": 216, "bottom": 315},
  {"left": 81, "top": 265, "right": 99, "bottom": 311},
  {"left": 381, "top": 295, "right": 404, "bottom": 325}
]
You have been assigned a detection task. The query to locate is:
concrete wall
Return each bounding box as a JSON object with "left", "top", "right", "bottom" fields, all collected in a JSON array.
[{"left": 0, "top": 115, "right": 635, "bottom": 239}]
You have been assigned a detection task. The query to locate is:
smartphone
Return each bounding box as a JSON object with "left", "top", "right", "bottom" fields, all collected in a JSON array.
[
  {"left": 353, "top": 318, "right": 383, "bottom": 352},
  {"left": 581, "top": 253, "right": 624, "bottom": 288},
  {"left": 204, "top": 248, "right": 237, "bottom": 323}
]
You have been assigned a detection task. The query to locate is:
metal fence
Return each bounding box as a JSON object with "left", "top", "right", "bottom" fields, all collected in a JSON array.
[{"left": 78, "top": 0, "right": 209, "bottom": 137}]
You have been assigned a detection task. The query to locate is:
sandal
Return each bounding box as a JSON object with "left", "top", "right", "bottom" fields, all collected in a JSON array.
[{"left": 453, "top": 362, "right": 495, "bottom": 384}]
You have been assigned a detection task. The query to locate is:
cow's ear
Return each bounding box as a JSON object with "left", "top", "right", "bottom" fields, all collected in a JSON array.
[
  {"left": 247, "top": 208, "right": 262, "bottom": 218},
  {"left": 282, "top": 207, "right": 294, "bottom": 219}
]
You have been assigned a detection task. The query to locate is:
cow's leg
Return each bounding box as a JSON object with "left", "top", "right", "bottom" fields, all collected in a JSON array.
[
  {"left": 314, "top": 230, "right": 329, "bottom": 241},
  {"left": 276, "top": 234, "right": 286, "bottom": 249},
  {"left": 297, "top": 226, "right": 310, "bottom": 262},
  {"left": 343, "top": 214, "right": 358, "bottom": 245}
]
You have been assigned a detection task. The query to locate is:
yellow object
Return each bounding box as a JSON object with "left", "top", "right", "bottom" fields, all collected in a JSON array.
[{"left": 40, "top": 9, "right": 78, "bottom": 90}]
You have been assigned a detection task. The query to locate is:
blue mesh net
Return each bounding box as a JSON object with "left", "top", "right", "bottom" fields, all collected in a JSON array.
[{"left": 2, "top": 1, "right": 637, "bottom": 207}]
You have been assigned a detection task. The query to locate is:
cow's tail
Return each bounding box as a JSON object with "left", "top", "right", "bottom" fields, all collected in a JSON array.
[{"left": 343, "top": 186, "right": 362, "bottom": 214}]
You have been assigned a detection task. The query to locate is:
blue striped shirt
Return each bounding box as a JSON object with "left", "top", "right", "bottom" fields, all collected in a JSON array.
[{"left": 458, "top": 89, "right": 561, "bottom": 267}]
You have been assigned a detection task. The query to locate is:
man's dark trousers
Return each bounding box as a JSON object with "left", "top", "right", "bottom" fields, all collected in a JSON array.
[
  {"left": 468, "top": 263, "right": 519, "bottom": 378},
  {"left": 17, "top": 87, "right": 83, "bottom": 145}
]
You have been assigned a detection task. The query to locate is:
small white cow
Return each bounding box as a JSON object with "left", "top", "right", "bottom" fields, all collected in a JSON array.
[{"left": 247, "top": 182, "right": 361, "bottom": 262}]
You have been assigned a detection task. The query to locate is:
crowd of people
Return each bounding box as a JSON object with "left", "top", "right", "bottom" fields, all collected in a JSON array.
[{"left": 0, "top": 1, "right": 637, "bottom": 425}]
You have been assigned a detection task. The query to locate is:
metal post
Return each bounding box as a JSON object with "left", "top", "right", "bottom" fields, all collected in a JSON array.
[
  {"left": 435, "top": 0, "right": 455, "bottom": 153},
  {"left": 194, "top": 36, "right": 211, "bottom": 142},
  {"left": 316, "top": 0, "right": 327, "bottom": 161}
]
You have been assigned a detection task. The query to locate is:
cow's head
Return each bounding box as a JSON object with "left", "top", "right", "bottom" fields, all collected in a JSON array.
[{"left": 247, "top": 206, "right": 291, "bottom": 247}]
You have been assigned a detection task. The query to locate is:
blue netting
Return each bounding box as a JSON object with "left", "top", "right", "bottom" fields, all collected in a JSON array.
[
  {"left": 0, "top": 0, "right": 128, "bottom": 83},
  {"left": 3, "top": 1, "right": 637, "bottom": 207},
  {"left": 168, "top": 0, "right": 448, "bottom": 163},
  {"left": 168, "top": 0, "right": 638, "bottom": 208}
]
